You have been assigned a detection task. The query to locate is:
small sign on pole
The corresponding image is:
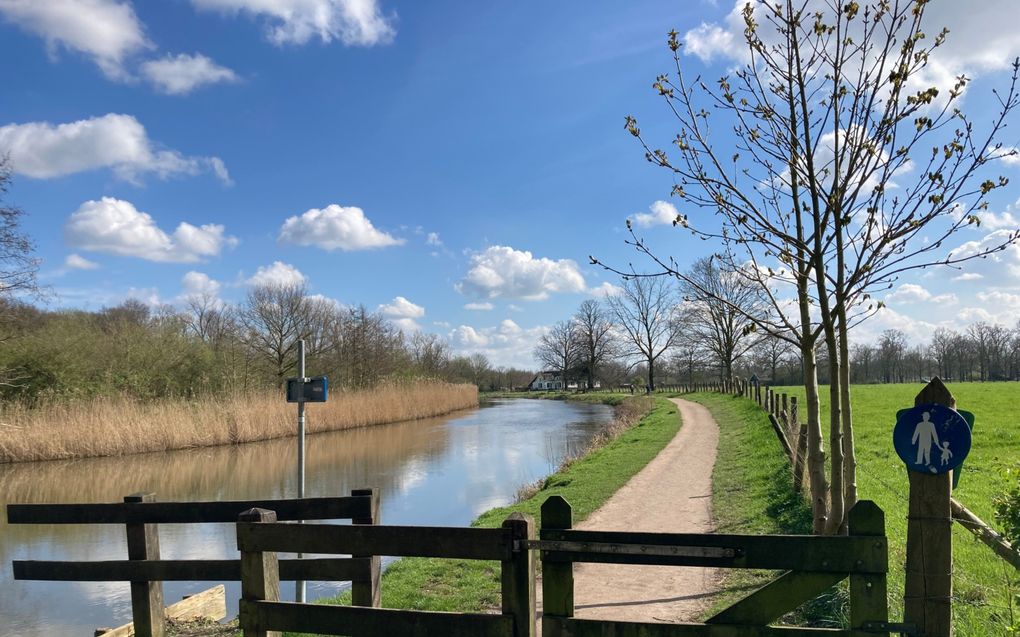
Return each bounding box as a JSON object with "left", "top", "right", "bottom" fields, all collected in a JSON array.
[{"left": 285, "top": 340, "right": 328, "bottom": 604}]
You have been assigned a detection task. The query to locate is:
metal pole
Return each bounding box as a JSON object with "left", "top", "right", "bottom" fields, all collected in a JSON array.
[{"left": 296, "top": 338, "right": 306, "bottom": 603}]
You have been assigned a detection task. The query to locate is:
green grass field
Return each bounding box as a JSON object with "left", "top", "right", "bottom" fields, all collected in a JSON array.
[{"left": 768, "top": 382, "right": 1020, "bottom": 634}]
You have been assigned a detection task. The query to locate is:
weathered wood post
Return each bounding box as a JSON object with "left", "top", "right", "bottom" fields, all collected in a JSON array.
[
  {"left": 238, "top": 508, "right": 280, "bottom": 637},
  {"left": 901, "top": 378, "right": 967, "bottom": 637},
  {"left": 502, "top": 512, "right": 536, "bottom": 637},
  {"left": 351, "top": 487, "right": 381, "bottom": 608},
  {"left": 541, "top": 496, "right": 573, "bottom": 637},
  {"left": 848, "top": 501, "right": 888, "bottom": 637},
  {"left": 124, "top": 493, "right": 165, "bottom": 637},
  {"left": 791, "top": 397, "right": 807, "bottom": 494}
]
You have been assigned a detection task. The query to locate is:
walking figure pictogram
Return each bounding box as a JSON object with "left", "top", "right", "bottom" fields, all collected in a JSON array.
[{"left": 911, "top": 411, "right": 939, "bottom": 466}]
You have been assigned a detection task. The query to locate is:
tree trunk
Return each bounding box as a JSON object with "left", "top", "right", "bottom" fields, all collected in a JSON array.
[
  {"left": 647, "top": 356, "right": 655, "bottom": 393},
  {"left": 802, "top": 343, "right": 828, "bottom": 534},
  {"left": 838, "top": 306, "right": 858, "bottom": 524},
  {"left": 823, "top": 327, "right": 844, "bottom": 535}
]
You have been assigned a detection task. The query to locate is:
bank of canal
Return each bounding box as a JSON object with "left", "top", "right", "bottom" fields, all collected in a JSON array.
[{"left": 0, "top": 398, "right": 614, "bottom": 636}]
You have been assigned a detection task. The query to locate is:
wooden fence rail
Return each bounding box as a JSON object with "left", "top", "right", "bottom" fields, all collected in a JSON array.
[
  {"left": 538, "top": 495, "right": 892, "bottom": 637},
  {"left": 236, "top": 508, "right": 536, "bottom": 637},
  {"left": 7, "top": 489, "right": 381, "bottom": 637}
]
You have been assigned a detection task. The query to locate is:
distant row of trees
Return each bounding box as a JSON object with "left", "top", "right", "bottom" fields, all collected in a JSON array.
[{"left": 0, "top": 284, "right": 534, "bottom": 403}]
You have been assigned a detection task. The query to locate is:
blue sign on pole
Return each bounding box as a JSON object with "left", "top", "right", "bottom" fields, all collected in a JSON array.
[{"left": 893, "top": 403, "right": 971, "bottom": 475}]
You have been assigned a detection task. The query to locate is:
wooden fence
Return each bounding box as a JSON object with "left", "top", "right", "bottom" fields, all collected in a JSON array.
[
  {"left": 236, "top": 508, "right": 536, "bottom": 637},
  {"left": 234, "top": 495, "right": 894, "bottom": 636},
  {"left": 7, "top": 489, "right": 381, "bottom": 637},
  {"left": 538, "top": 495, "right": 893, "bottom": 637}
]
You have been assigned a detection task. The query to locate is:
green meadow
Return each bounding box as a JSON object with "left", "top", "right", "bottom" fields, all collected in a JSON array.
[{"left": 769, "top": 382, "right": 1020, "bottom": 633}]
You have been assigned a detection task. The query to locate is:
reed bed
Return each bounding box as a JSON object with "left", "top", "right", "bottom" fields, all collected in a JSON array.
[{"left": 0, "top": 380, "right": 478, "bottom": 464}]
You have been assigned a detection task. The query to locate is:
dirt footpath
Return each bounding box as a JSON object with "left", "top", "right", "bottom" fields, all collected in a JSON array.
[{"left": 566, "top": 397, "right": 721, "bottom": 623}]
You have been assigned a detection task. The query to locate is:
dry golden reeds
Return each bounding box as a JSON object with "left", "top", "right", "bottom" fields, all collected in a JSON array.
[{"left": 0, "top": 380, "right": 478, "bottom": 464}]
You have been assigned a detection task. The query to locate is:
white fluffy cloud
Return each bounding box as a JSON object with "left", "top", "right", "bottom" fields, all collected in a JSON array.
[
  {"left": 0, "top": 113, "right": 231, "bottom": 184},
  {"left": 278, "top": 205, "right": 404, "bottom": 251},
  {"left": 456, "top": 246, "right": 587, "bottom": 301},
  {"left": 0, "top": 0, "right": 150, "bottom": 78},
  {"left": 588, "top": 281, "right": 624, "bottom": 298},
  {"left": 190, "top": 0, "right": 395, "bottom": 46},
  {"left": 378, "top": 296, "right": 424, "bottom": 319},
  {"left": 449, "top": 319, "right": 550, "bottom": 369},
  {"left": 629, "top": 200, "right": 680, "bottom": 228},
  {"left": 683, "top": 0, "right": 1020, "bottom": 83},
  {"left": 141, "top": 53, "right": 239, "bottom": 95},
  {"left": 464, "top": 302, "right": 494, "bottom": 311},
  {"left": 65, "top": 198, "right": 238, "bottom": 263},
  {"left": 181, "top": 271, "right": 221, "bottom": 299},
  {"left": 378, "top": 295, "right": 424, "bottom": 332},
  {"left": 885, "top": 283, "right": 957, "bottom": 305},
  {"left": 64, "top": 253, "right": 99, "bottom": 270},
  {"left": 247, "top": 261, "right": 306, "bottom": 287}
]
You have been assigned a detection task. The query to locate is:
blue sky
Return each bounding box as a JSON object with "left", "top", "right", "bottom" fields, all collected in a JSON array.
[{"left": 2, "top": 0, "right": 1020, "bottom": 368}]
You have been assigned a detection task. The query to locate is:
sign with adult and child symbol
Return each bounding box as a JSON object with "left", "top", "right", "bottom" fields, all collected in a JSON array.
[{"left": 893, "top": 403, "right": 971, "bottom": 476}]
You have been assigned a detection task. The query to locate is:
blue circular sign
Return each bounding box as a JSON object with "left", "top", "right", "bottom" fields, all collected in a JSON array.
[{"left": 893, "top": 404, "right": 971, "bottom": 474}]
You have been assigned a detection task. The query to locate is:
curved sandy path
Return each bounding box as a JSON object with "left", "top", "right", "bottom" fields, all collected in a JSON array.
[{"left": 564, "top": 397, "right": 722, "bottom": 623}]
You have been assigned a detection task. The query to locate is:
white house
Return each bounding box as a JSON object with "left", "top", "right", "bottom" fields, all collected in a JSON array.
[{"left": 527, "top": 371, "right": 601, "bottom": 391}]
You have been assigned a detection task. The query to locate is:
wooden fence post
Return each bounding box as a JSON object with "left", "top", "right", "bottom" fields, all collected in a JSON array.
[
  {"left": 238, "top": 508, "right": 280, "bottom": 637},
  {"left": 124, "top": 493, "right": 165, "bottom": 637},
  {"left": 849, "top": 500, "right": 888, "bottom": 637},
  {"left": 904, "top": 378, "right": 955, "bottom": 637},
  {"left": 792, "top": 398, "right": 807, "bottom": 494},
  {"left": 351, "top": 487, "right": 381, "bottom": 608},
  {"left": 502, "top": 513, "right": 536, "bottom": 637},
  {"left": 541, "top": 496, "right": 573, "bottom": 636}
]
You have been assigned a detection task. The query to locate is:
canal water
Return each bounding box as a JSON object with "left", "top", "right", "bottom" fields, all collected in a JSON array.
[{"left": 0, "top": 398, "right": 613, "bottom": 635}]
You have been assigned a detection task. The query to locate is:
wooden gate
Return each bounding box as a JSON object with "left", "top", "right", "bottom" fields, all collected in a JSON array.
[{"left": 537, "top": 496, "right": 896, "bottom": 637}]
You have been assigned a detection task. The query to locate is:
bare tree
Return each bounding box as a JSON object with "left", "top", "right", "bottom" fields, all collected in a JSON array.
[
  {"left": 606, "top": 276, "right": 683, "bottom": 392},
  {"left": 572, "top": 299, "right": 616, "bottom": 390},
  {"left": 597, "top": 0, "right": 1020, "bottom": 532},
  {"left": 681, "top": 257, "right": 764, "bottom": 381},
  {"left": 0, "top": 160, "right": 39, "bottom": 318},
  {"left": 239, "top": 282, "right": 314, "bottom": 383},
  {"left": 410, "top": 331, "right": 450, "bottom": 376},
  {"left": 534, "top": 320, "right": 581, "bottom": 387}
]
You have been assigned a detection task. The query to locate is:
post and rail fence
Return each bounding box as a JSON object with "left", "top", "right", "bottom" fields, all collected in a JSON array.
[{"left": 6, "top": 488, "right": 381, "bottom": 637}]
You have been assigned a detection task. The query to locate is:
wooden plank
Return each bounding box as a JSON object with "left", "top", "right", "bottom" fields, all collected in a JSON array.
[
  {"left": 238, "top": 521, "right": 511, "bottom": 561},
  {"left": 7, "top": 495, "right": 371, "bottom": 524},
  {"left": 238, "top": 508, "right": 280, "bottom": 637},
  {"left": 538, "top": 530, "right": 885, "bottom": 573},
  {"left": 502, "top": 513, "right": 536, "bottom": 637},
  {"left": 239, "top": 600, "right": 514, "bottom": 637},
  {"left": 14, "top": 557, "right": 371, "bottom": 582},
  {"left": 96, "top": 585, "right": 227, "bottom": 637},
  {"left": 350, "top": 487, "right": 381, "bottom": 608},
  {"left": 848, "top": 501, "right": 888, "bottom": 637},
  {"left": 950, "top": 497, "right": 1020, "bottom": 569},
  {"left": 125, "top": 493, "right": 164, "bottom": 637},
  {"left": 540, "top": 495, "right": 574, "bottom": 627},
  {"left": 706, "top": 571, "right": 844, "bottom": 625},
  {"left": 544, "top": 616, "right": 851, "bottom": 636}
]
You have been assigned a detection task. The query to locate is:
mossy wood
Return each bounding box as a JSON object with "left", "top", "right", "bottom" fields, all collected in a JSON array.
[{"left": 541, "top": 498, "right": 890, "bottom": 636}]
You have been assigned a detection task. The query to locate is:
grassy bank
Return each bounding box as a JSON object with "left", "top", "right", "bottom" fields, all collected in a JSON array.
[
  {"left": 308, "top": 395, "right": 677, "bottom": 624},
  {"left": 693, "top": 383, "right": 1020, "bottom": 634},
  {"left": 768, "top": 382, "right": 1020, "bottom": 634},
  {"left": 0, "top": 380, "right": 478, "bottom": 463}
]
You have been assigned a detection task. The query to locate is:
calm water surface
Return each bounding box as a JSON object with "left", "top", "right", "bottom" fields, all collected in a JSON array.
[{"left": 0, "top": 398, "right": 612, "bottom": 636}]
